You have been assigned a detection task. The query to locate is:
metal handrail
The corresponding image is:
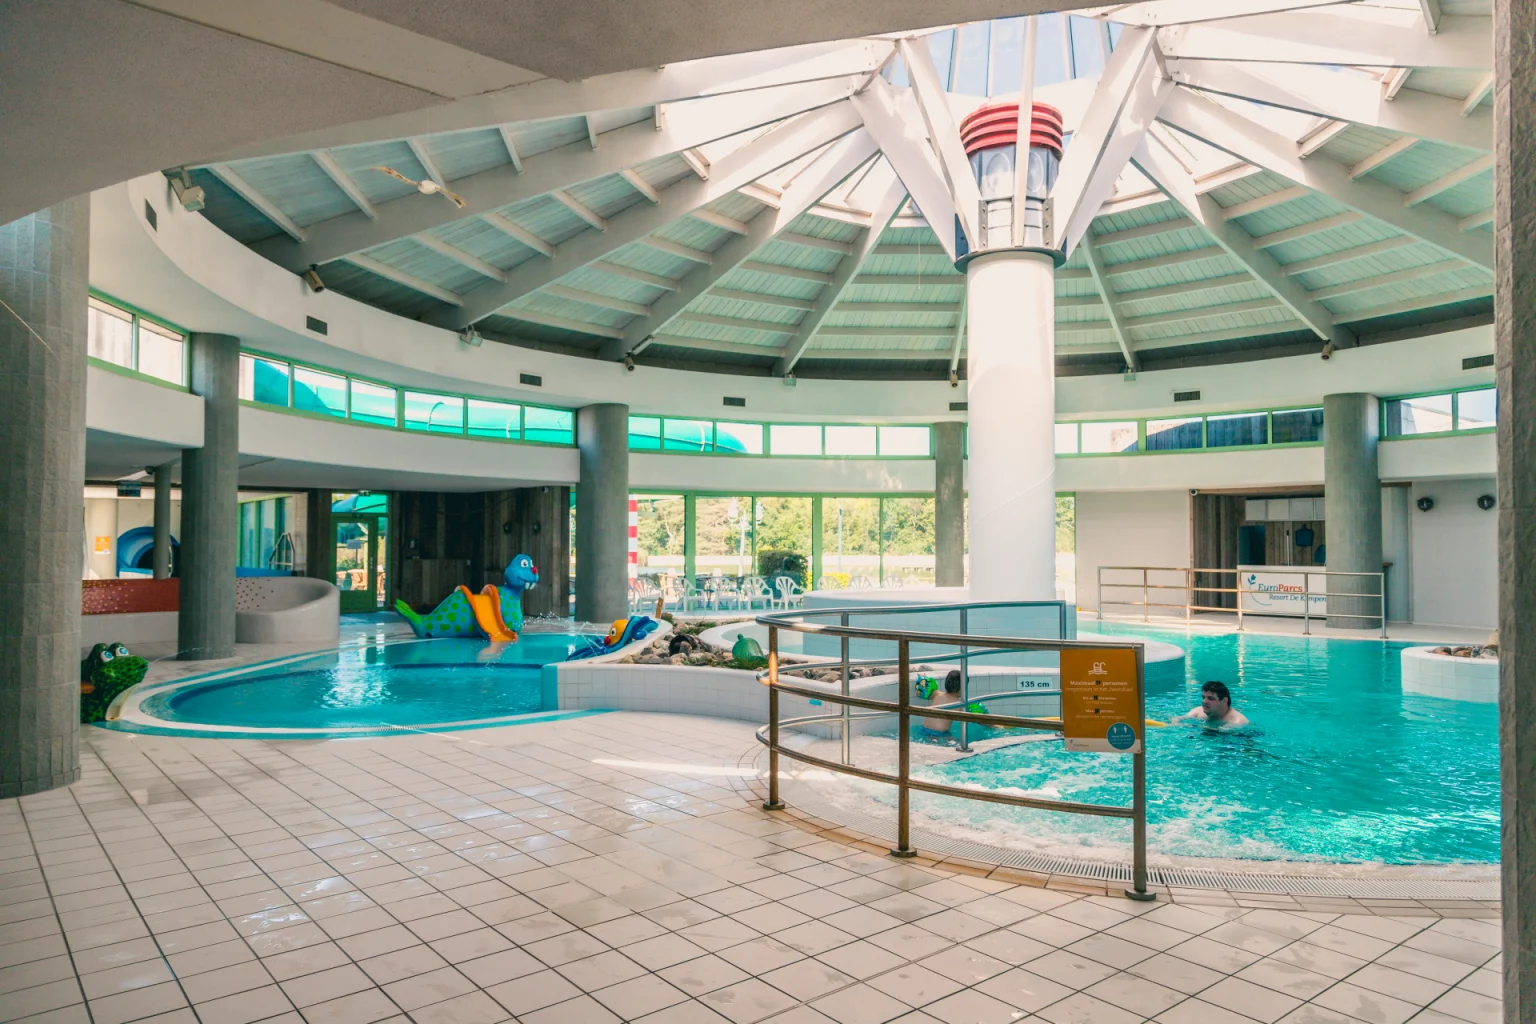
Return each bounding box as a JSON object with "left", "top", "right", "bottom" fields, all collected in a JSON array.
[
  {"left": 755, "top": 605, "right": 1154, "bottom": 901},
  {"left": 1096, "top": 565, "right": 1387, "bottom": 638}
]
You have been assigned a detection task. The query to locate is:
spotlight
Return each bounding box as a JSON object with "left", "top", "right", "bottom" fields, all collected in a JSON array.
[
  {"left": 169, "top": 169, "right": 205, "bottom": 212},
  {"left": 1321, "top": 342, "right": 1334, "bottom": 361},
  {"left": 459, "top": 327, "right": 483, "bottom": 347},
  {"left": 624, "top": 355, "right": 636, "bottom": 372},
  {"left": 1478, "top": 494, "right": 1496, "bottom": 511},
  {"left": 302, "top": 264, "right": 326, "bottom": 293},
  {"left": 783, "top": 372, "right": 797, "bottom": 387},
  {"left": 1417, "top": 496, "right": 1435, "bottom": 512},
  {"left": 948, "top": 370, "right": 959, "bottom": 388}
]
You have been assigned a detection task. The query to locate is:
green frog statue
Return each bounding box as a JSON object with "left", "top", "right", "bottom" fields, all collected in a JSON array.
[{"left": 79, "top": 642, "right": 149, "bottom": 722}]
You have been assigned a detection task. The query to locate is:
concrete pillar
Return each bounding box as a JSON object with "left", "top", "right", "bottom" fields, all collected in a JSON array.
[
  {"left": 0, "top": 198, "right": 89, "bottom": 798},
  {"left": 1496, "top": 1, "right": 1536, "bottom": 1014},
  {"left": 1381, "top": 483, "right": 1411, "bottom": 623},
  {"left": 933, "top": 421, "right": 965, "bottom": 587},
  {"left": 152, "top": 460, "right": 175, "bottom": 579},
  {"left": 965, "top": 250, "right": 1057, "bottom": 602},
  {"left": 575, "top": 403, "right": 629, "bottom": 624},
  {"left": 177, "top": 333, "right": 239, "bottom": 660},
  {"left": 1322, "top": 393, "right": 1383, "bottom": 629}
]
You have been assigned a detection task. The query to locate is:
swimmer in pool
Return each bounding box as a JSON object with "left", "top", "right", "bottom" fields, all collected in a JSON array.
[
  {"left": 1176, "top": 680, "right": 1250, "bottom": 729},
  {"left": 920, "top": 670, "right": 964, "bottom": 735}
]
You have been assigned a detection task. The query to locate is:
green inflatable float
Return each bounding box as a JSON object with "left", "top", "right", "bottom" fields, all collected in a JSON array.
[{"left": 80, "top": 642, "right": 148, "bottom": 722}]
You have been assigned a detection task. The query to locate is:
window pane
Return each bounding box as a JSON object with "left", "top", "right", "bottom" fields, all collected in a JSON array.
[
  {"left": 628, "top": 415, "right": 662, "bottom": 450},
  {"left": 1385, "top": 394, "right": 1453, "bottom": 436},
  {"left": 239, "top": 355, "right": 290, "bottom": 405},
  {"left": 953, "top": 21, "right": 991, "bottom": 95},
  {"left": 1080, "top": 421, "right": 1138, "bottom": 453},
  {"left": 879, "top": 426, "right": 931, "bottom": 456},
  {"left": 1054, "top": 423, "right": 1079, "bottom": 454},
  {"left": 87, "top": 298, "right": 133, "bottom": 367},
  {"left": 1034, "top": 13, "right": 1070, "bottom": 86},
  {"left": 467, "top": 399, "right": 520, "bottom": 439},
  {"left": 1206, "top": 412, "right": 1267, "bottom": 448},
  {"left": 1457, "top": 388, "right": 1497, "bottom": 430},
  {"left": 1068, "top": 16, "right": 1106, "bottom": 77},
  {"left": 715, "top": 422, "right": 764, "bottom": 455},
  {"left": 825, "top": 425, "right": 878, "bottom": 456},
  {"left": 1145, "top": 417, "right": 1203, "bottom": 451},
  {"left": 136, "top": 320, "right": 184, "bottom": 385},
  {"left": 756, "top": 497, "right": 812, "bottom": 591},
  {"left": 990, "top": 17, "right": 1025, "bottom": 95},
  {"left": 928, "top": 29, "right": 957, "bottom": 89},
  {"left": 696, "top": 496, "right": 754, "bottom": 577},
  {"left": 663, "top": 418, "right": 713, "bottom": 452},
  {"left": 633, "top": 494, "right": 686, "bottom": 576},
  {"left": 882, "top": 497, "right": 935, "bottom": 586},
  {"left": 769, "top": 424, "right": 822, "bottom": 456},
  {"left": 821, "top": 497, "right": 879, "bottom": 587},
  {"left": 1271, "top": 407, "right": 1324, "bottom": 444},
  {"left": 403, "top": 391, "right": 464, "bottom": 433},
  {"left": 349, "top": 379, "right": 397, "bottom": 426},
  {"left": 524, "top": 406, "right": 574, "bottom": 444},
  {"left": 293, "top": 367, "right": 347, "bottom": 418}
]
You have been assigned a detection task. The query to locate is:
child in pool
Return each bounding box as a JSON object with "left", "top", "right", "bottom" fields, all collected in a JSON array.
[{"left": 920, "top": 669, "right": 964, "bottom": 735}]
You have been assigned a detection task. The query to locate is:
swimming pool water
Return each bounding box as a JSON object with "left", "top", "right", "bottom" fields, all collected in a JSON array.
[
  {"left": 897, "top": 624, "right": 1499, "bottom": 865},
  {"left": 139, "top": 635, "right": 586, "bottom": 731}
]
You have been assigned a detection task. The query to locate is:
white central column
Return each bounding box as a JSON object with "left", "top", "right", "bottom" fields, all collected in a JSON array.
[{"left": 965, "top": 249, "right": 1057, "bottom": 602}]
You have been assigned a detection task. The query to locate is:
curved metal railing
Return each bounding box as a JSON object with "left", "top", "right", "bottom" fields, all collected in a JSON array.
[
  {"left": 754, "top": 604, "right": 1155, "bottom": 901},
  {"left": 1095, "top": 566, "right": 1387, "bottom": 637}
]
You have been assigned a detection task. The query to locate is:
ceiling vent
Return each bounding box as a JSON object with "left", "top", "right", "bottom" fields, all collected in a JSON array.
[
  {"left": 1173, "top": 389, "right": 1202, "bottom": 403},
  {"left": 304, "top": 316, "right": 328, "bottom": 336},
  {"left": 1463, "top": 354, "right": 1494, "bottom": 371},
  {"left": 519, "top": 372, "right": 542, "bottom": 387},
  {"left": 949, "top": 401, "right": 968, "bottom": 412},
  {"left": 143, "top": 200, "right": 157, "bottom": 231},
  {"left": 723, "top": 396, "right": 746, "bottom": 408}
]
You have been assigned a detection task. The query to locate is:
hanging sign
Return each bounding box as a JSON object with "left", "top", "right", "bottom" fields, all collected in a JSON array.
[{"left": 1060, "top": 648, "right": 1142, "bottom": 754}]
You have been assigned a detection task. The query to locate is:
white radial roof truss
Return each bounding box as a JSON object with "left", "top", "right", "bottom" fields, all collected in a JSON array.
[{"left": 184, "top": 0, "right": 1494, "bottom": 377}]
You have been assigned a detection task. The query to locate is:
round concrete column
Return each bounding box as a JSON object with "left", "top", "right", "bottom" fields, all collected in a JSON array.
[
  {"left": 933, "top": 421, "right": 966, "bottom": 587},
  {"left": 965, "top": 250, "right": 1057, "bottom": 602},
  {"left": 575, "top": 403, "right": 630, "bottom": 624},
  {"left": 0, "top": 198, "right": 89, "bottom": 798},
  {"left": 152, "top": 460, "right": 175, "bottom": 579},
  {"left": 1323, "top": 392, "right": 1383, "bottom": 629},
  {"left": 178, "top": 333, "right": 239, "bottom": 660}
]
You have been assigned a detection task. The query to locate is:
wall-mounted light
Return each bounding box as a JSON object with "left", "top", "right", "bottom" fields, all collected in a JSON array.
[
  {"left": 1417, "top": 496, "right": 1435, "bottom": 512},
  {"left": 948, "top": 370, "right": 959, "bottom": 388},
  {"left": 459, "top": 327, "right": 483, "bottom": 347},
  {"left": 623, "top": 355, "right": 635, "bottom": 372},
  {"left": 1478, "top": 494, "right": 1496, "bottom": 511},
  {"left": 302, "top": 264, "right": 325, "bottom": 293},
  {"left": 170, "top": 169, "right": 205, "bottom": 212}
]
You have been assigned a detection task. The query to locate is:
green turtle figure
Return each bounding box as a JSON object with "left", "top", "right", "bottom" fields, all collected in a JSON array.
[
  {"left": 731, "top": 634, "right": 768, "bottom": 669},
  {"left": 80, "top": 642, "right": 149, "bottom": 722}
]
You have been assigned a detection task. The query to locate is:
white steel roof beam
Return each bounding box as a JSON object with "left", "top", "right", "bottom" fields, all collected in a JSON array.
[
  {"left": 1082, "top": 235, "right": 1140, "bottom": 372},
  {"left": 1306, "top": 259, "right": 1462, "bottom": 300},
  {"left": 1420, "top": 0, "right": 1442, "bottom": 33},
  {"left": 543, "top": 285, "right": 650, "bottom": 317},
  {"left": 406, "top": 139, "right": 447, "bottom": 188},
  {"left": 1462, "top": 72, "right": 1494, "bottom": 116},
  {"left": 1099, "top": 0, "right": 1358, "bottom": 26},
  {"left": 621, "top": 169, "right": 660, "bottom": 203},
  {"left": 205, "top": 164, "right": 307, "bottom": 243},
  {"left": 481, "top": 212, "right": 553, "bottom": 258},
  {"left": 413, "top": 235, "right": 507, "bottom": 281},
  {"left": 1220, "top": 185, "right": 1309, "bottom": 220},
  {"left": 254, "top": 76, "right": 860, "bottom": 270},
  {"left": 850, "top": 76, "right": 962, "bottom": 261},
  {"left": 948, "top": 294, "right": 968, "bottom": 374},
  {"left": 550, "top": 189, "right": 608, "bottom": 231},
  {"left": 1157, "top": 86, "right": 1493, "bottom": 267},
  {"left": 345, "top": 254, "right": 460, "bottom": 305},
  {"left": 498, "top": 127, "right": 523, "bottom": 173},
  {"left": 1350, "top": 137, "right": 1421, "bottom": 179},
  {"left": 898, "top": 37, "right": 982, "bottom": 250},
  {"left": 1155, "top": 8, "right": 1492, "bottom": 69},
  {"left": 1279, "top": 236, "right": 1417, "bottom": 275},
  {"left": 437, "top": 100, "right": 862, "bottom": 330},
  {"left": 312, "top": 152, "right": 377, "bottom": 220},
  {"left": 1403, "top": 154, "right": 1493, "bottom": 206},
  {"left": 498, "top": 306, "right": 622, "bottom": 338}
]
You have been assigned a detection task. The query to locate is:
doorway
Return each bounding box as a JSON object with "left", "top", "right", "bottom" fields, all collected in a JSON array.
[{"left": 331, "top": 492, "right": 391, "bottom": 612}]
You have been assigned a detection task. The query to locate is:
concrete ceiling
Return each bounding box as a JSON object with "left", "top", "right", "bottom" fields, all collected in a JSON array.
[{"left": 0, "top": 0, "right": 1103, "bottom": 225}]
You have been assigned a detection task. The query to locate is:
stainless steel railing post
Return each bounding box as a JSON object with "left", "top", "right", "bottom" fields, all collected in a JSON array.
[
  {"left": 763, "top": 624, "right": 784, "bottom": 811},
  {"left": 840, "top": 611, "right": 851, "bottom": 766},
  {"left": 1236, "top": 571, "right": 1245, "bottom": 632},
  {"left": 1143, "top": 568, "right": 1149, "bottom": 623},
  {"left": 1097, "top": 569, "right": 1103, "bottom": 621},
  {"left": 1303, "top": 574, "right": 1312, "bottom": 636},
  {"left": 958, "top": 607, "right": 970, "bottom": 753},
  {"left": 1125, "top": 642, "right": 1154, "bottom": 902},
  {"left": 892, "top": 638, "right": 916, "bottom": 858}
]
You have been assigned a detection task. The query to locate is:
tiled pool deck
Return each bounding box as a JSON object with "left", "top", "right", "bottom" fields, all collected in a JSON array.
[{"left": 0, "top": 711, "right": 1503, "bottom": 1024}]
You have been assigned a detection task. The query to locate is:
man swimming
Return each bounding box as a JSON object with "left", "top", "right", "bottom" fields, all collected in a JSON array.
[
  {"left": 1177, "top": 681, "right": 1250, "bottom": 729},
  {"left": 920, "top": 670, "right": 964, "bottom": 735}
]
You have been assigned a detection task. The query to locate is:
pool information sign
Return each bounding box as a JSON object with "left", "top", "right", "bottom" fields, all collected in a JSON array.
[{"left": 1060, "top": 649, "right": 1142, "bottom": 754}]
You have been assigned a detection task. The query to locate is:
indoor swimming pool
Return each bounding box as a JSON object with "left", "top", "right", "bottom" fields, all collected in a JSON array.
[{"left": 866, "top": 624, "right": 1500, "bottom": 866}]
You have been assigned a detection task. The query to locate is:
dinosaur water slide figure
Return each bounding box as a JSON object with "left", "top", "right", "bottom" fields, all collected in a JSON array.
[{"left": 395, "top": 554, "right": 539, "bottom": 641}]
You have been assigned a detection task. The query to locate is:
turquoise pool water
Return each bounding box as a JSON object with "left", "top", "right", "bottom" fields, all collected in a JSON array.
[
  {"left": 904, "top": 624, "right": 1499, "bottom": 865},
  {"left": 134, "top": 635, "right": 588, "bottom": 732}
]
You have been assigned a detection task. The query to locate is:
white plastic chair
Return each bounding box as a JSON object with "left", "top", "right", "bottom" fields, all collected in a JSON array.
[
  {"left": 742, "top": 577, "right": 773, "bottom": 610},
  {"left": 773, "top": 576, "right": 805, "bottom": 609},
  {"left": 850, "top": 575, "right": 875, "bottom": 590}
]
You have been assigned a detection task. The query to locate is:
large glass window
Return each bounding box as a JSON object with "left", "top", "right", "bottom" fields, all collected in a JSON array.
[
  {"left": 1206, "top": 412, "right": 1267, "bottom": 448},
  {"left": 1080, "top": 421, "right": 1139, "bottom": 454},
  {"left": 1385, "top": 394, "right": 1454, "bottom": 436},
  {"left": 293, "top": 367, "right": 347, "bottom": 418},
  {"left": 769, "top": 424, "right": 822, "bottom": 456},
  {"left": 1033, "top": 13, "right": 1071, "bottom": 86},
  {"left": 882, "top": 497, "right": 936, "bottom": 586},
  {"left": 879, "top": 426, "right": 931, "bottom": 457},
  {"left": 136, "top": 320, "right": 184, "bottom": 385},
  {"left": 633, "top": 494, "right": 686, "bottom": 578},
  {"left": 825, "top": 425, "right": 878, "bottom": 456},
  {"left": 1271, "top": 407, "right": 1325, "bottom": 444},
  {"left": 989, "top": 17, "right": 1027, "bottom": 94},
  {"left": 1458, "top": 388, "right": 1497, "bottom": 430},
  {"left": 696, "top": 496, "right": 755, "bottom": 579},
  {"left": 628, "top": 415, "right": 662, "bottom": 450},
  {"left": 467, "top": 399, "right": 521, "bottom": 440},
  {"left": 715, "top": 422, "right": 764, "bottom": 455},
  {"left": 349, "top": 380, "right": 397, "bottom": 427},
  {"left": 87, "top": 298, "right": 134, "bottom": 368},
  {"left": 403, "top": 391, "right": 464, "bottom": 433},
  {"left": 239, "top": 355, "right": 291, "bottom": 406},
  {"left": 928, "top": 29, "right": 957, "bottom": 88},
  {"left": 663, "top": 418, "right": 713, "bottom": 452},
  {"left": 756, "top": 497, "right": 813, "bottom": 591},
  {"left": 1068, "top": 16, "right": 1107, "bottom": 77},
  {"left": 821, "top": 497, "right": 880, "bottom": 587},
  {"left": 1145, "top": 417, "right": 1203, "bottom": 452},
  {"left": 1054, "top": 423, "right": 1079, "bottom": 455},
  {"left": 953, "top": 21, "right": 991, "bottom": 95},
  {"left": 524, "top": 406, "right": 575, "bottom": 444}
]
